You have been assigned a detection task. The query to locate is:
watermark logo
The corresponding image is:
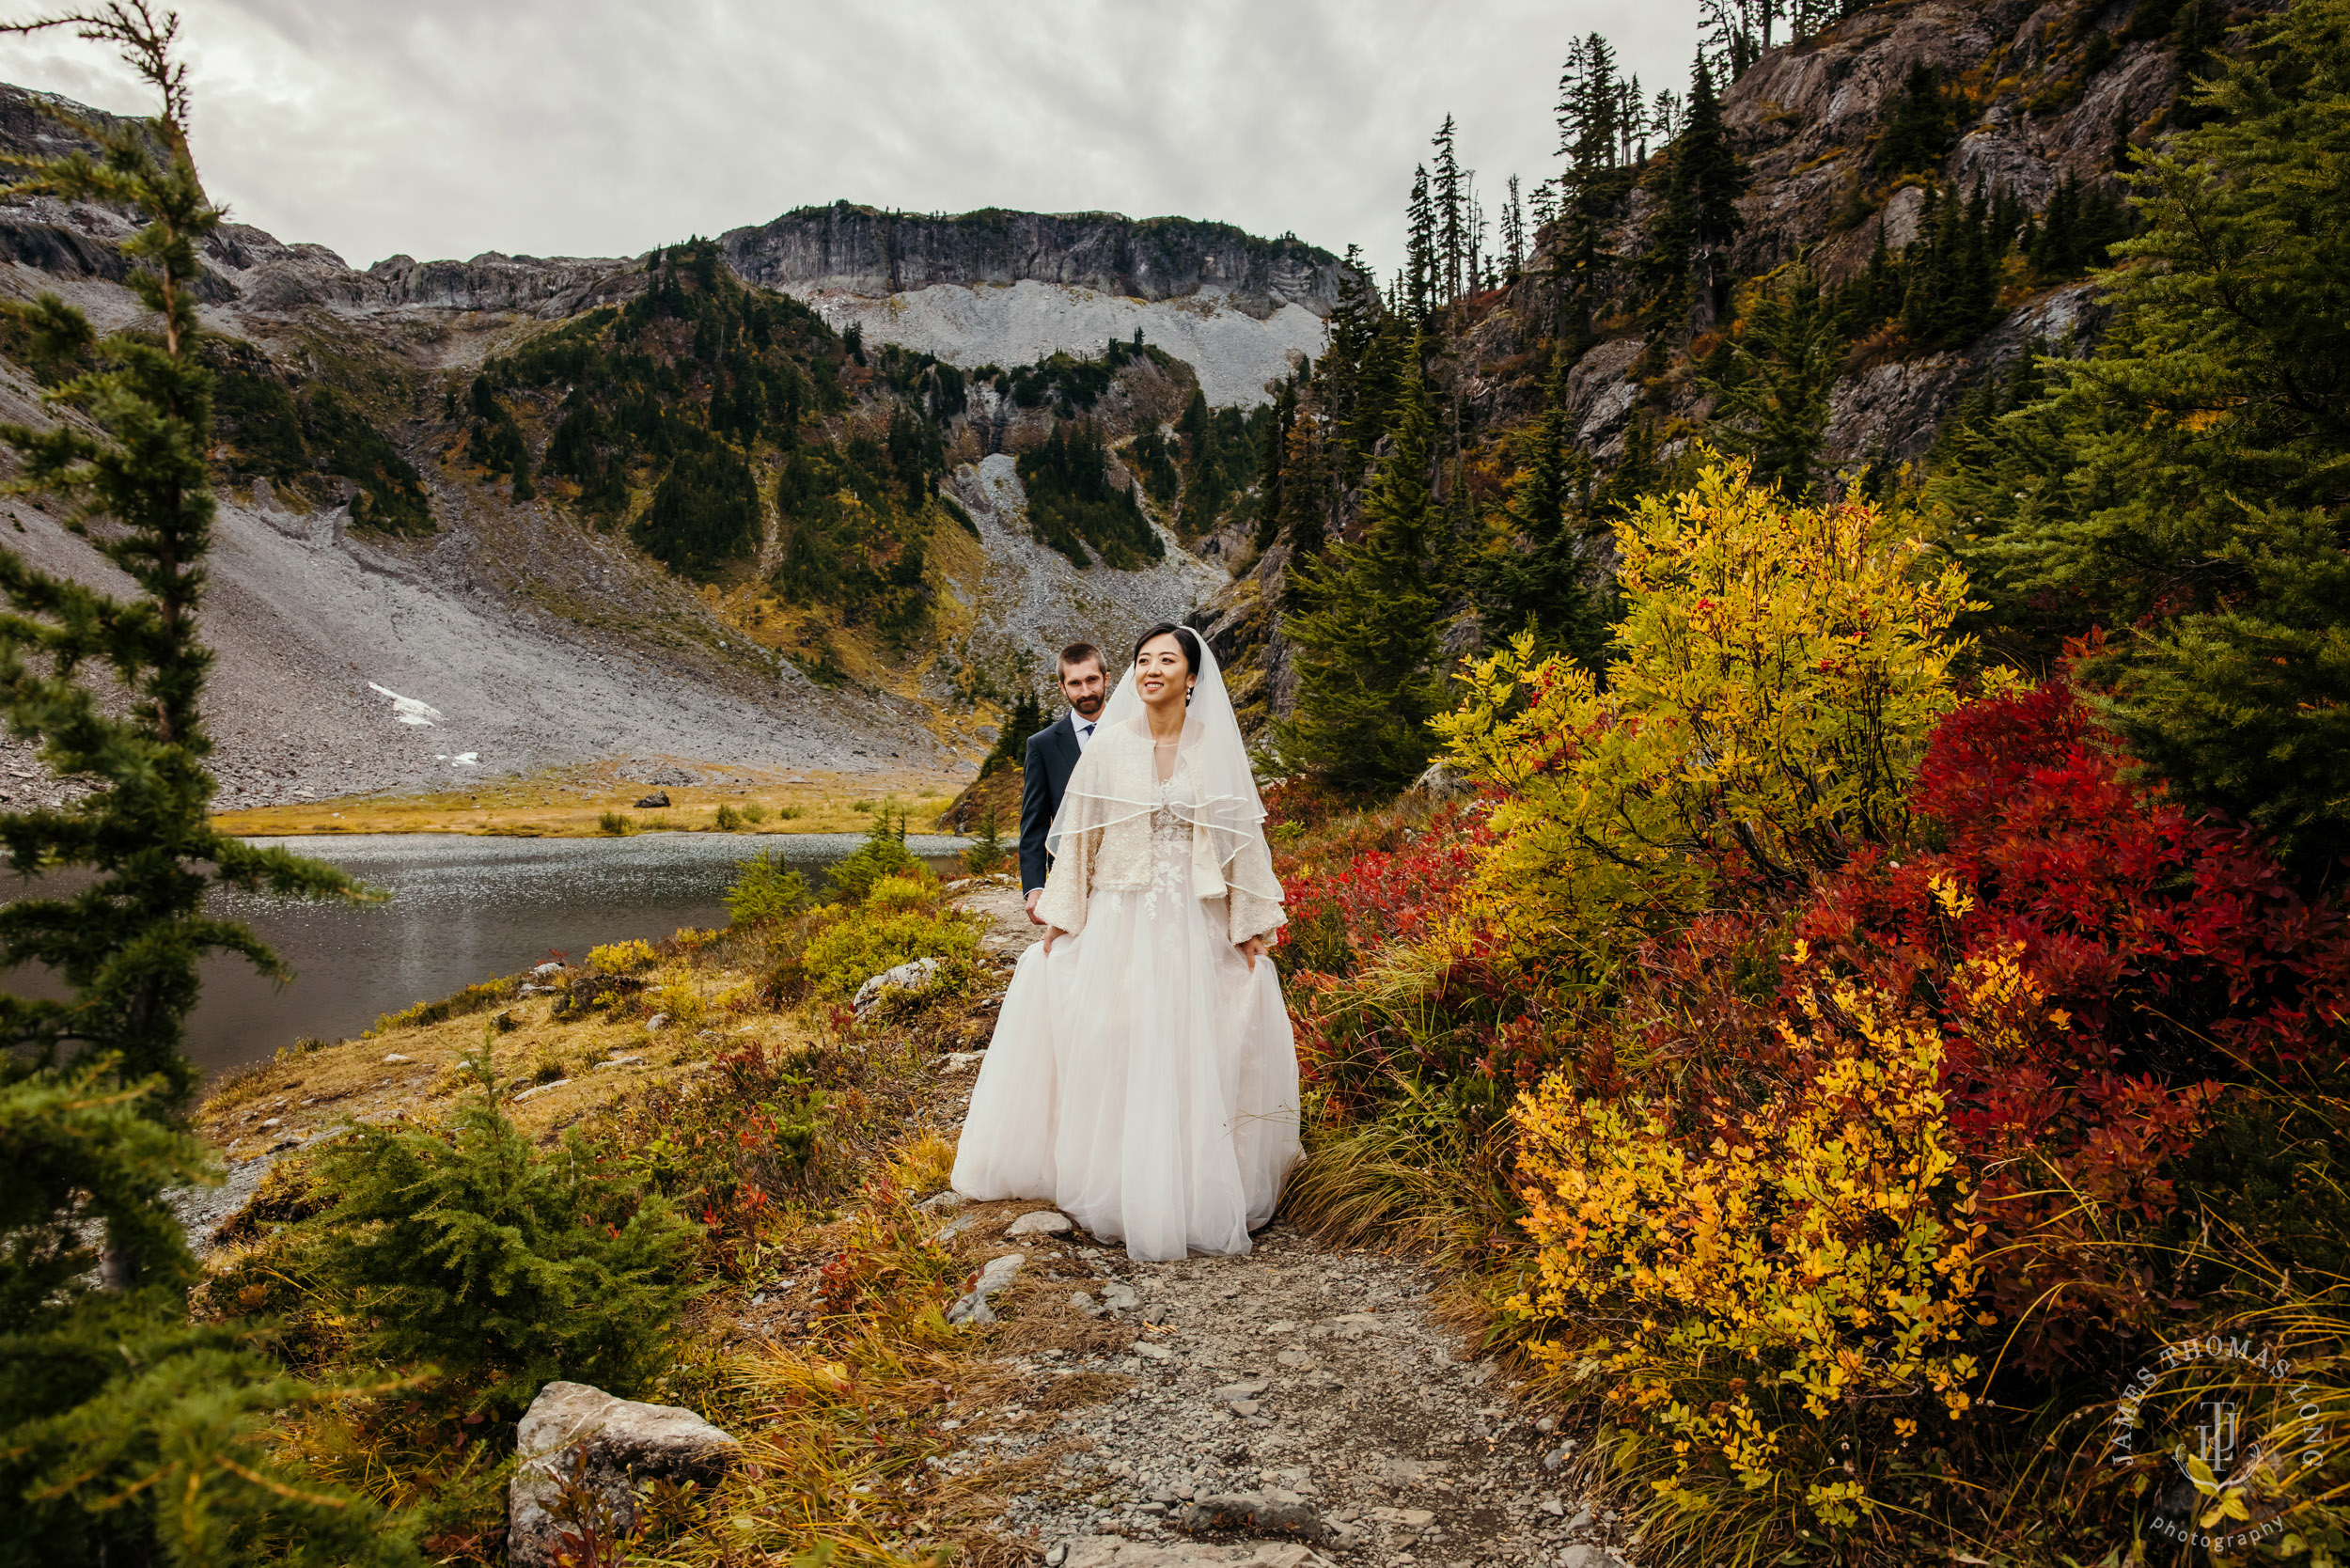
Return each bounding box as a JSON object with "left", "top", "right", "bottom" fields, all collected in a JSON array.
[{"left": 2107, "top": 1335, "right": 2331, "bottom": 1554}]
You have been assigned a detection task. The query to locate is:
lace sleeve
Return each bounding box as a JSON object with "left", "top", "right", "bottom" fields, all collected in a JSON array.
[
  {"left": 1225, "top": 830, "right": 1287, "bottom": 946},
  {"left": 1036, "top": 817, "right": 1098, "bottom": 935}
]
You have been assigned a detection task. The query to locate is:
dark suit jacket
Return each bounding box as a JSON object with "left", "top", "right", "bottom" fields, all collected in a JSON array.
[{"left": 1019, "top": 713, "right": 1083, "bottom": 894}]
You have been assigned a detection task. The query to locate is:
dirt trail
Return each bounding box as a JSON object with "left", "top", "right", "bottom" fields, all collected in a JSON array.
[{"left": 932, "top": 893, "right": 1633, "bottom": 1568}]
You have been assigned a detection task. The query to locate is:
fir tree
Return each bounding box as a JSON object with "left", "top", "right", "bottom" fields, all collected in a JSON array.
[
  {"left": 1475, "top": 347, "right": 1612, "bottom": 668},
  {"left": 1432, "top": 117, "right": 1465, "bottom": 307},
  {"left": 1648, "top": 55, "right": 1747, "bottom": 321},
  {"left": 1704, "top": 267, "right": 1842, "bottom": 496},
  {"left": 1404, "top": 164, "right": 1436, "bottom": 321},
  {"left": 309, "top": 1045, "right": 699, "bottom": 1416},
  {"left": 0, "top": 8, "right": 403, "bottom": 1560},
  {"left": 1282, "top": 341, "right": 1448, "bottom": 792},
  {"left": 1273, "top": 404, "right": 1333, "bottom": 556},
  {"left": 1948, "top": 0, "right": 2350, "bottom": 872}
]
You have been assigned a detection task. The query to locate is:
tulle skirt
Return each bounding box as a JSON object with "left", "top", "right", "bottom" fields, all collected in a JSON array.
[{"left": 950, "top": 883, "right": 1301, "bottom": 1261}]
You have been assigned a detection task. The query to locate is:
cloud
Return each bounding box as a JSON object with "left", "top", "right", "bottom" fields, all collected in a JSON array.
[{"left": 0, "top": 0, "right": 1698, "bottom": 283}]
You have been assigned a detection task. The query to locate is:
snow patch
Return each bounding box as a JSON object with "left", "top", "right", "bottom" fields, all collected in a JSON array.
[{"left": 368, "top": 682, "right": 445, "bottom": 727}]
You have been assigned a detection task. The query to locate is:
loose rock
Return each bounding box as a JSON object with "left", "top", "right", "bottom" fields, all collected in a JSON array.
[
  {"left": 1006, "top": 1209, "right": 1073, "bottom": 1237},
  {"left": 948, "top": 1251, "right": 1025, "bottom": 1325},
  {"left": 853, "top": 956, "right": 944, "bottom": 1017},
  {"left": 508, "top": 1381, "right": 739, "bottom": 1568}
]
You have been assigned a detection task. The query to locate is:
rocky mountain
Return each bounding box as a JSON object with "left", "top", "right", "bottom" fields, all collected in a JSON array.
[
  {"left": 725, "top": 205, "right": 1344, "bottom": 409},
  {"left": 1196, "top": 0, "right": 2226, "bottom": 734},
  {"left": 0, "top": 84, "right": 1343, "bottom": 806}
]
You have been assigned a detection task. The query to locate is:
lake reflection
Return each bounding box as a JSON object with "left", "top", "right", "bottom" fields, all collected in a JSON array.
[{"left": 8, "top": 832, "right": 967, "bottom": 1080}]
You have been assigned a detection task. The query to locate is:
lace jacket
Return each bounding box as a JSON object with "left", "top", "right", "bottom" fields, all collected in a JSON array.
[{"left": 1034, "top": 722, "right": 1287, "bottom": 945}]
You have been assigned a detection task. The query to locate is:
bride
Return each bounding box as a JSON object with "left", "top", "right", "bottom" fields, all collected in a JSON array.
[{"left": 950, "top": 623, "right": 1300, "bottom": 1260}]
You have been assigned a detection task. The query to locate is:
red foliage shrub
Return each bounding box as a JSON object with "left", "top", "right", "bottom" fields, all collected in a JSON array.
[
  {"left": 1795, "top": 677, "right": 2350, "bottom": 1361},
  {"left": 1273, "top": 802, "right": 1486, "bottom": 979}
]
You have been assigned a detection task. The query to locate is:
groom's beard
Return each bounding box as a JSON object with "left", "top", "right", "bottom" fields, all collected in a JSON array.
[{"left": 1070, "top": 693, "right": 1105, "bottom": 719}]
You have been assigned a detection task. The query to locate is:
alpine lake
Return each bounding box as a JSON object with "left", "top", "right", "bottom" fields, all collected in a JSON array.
[{"left": 3, "top": 831, "right": 970, "bottom": 1080}]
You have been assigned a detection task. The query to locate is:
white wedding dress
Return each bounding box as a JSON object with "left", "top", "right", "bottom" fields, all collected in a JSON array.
[{"left": 951, "top": 650, "right": 1300, "bottom": 1261}]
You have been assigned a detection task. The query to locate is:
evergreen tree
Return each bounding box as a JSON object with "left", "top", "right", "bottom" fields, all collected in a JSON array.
[
  {"left": 309, "top": 1048, "right": 698, "bottom": 1417},
  {"left": 1945, "top": 0, "right": 2350, "bottom": 873},
  {"left": 1405, "top": 164, "right": 1437, "bottom": 321},
  {"left": 1257, "top": 378, "right": 1296, "bottom": 548},
  {"left": 0, "top": 9, "right": 404, "bottom": 1561},
  {"left": 1648, "top": 55, "right": 1747, "bottom": 321},
  {"left": 1529, "top": 178, "right": 1559, "bottom": 231},
  {"left": 1432, "top": 117, "right": 1465, "bottom": 307},
  {"left": 1273, "top": 405, "right": 1333, "bottom": 556},
  {"left": 1553, "top": 33, "right": 1634, "bottom": 347},
  {"left": 1873, "top": 60, "right": 1959, "bottom": 176},
  {"left": 1475, "top": 347, "right": 1612, "bottom": 668},
  {"left": 1282, "top": 342, "right": 1448, "bottom": 792},
  {"left": 1704, "top": 267, "right": 1842, "bottom": 496}
]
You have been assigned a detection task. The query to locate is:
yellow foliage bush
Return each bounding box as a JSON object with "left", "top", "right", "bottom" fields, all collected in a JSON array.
[
  {"left": 802, "top": 906, "right": 980, "bottom": 1003},
  {"left": 1510, "top": 973, "right": 1987, "bottom": 1532},
  {"left": 588, "top": 939, "right": 658, "bottom": 975},
  {"left": 648, "top": 980, "right": 707, "bottom": 1028},
  {"left": 864, "top": 868, "right": 940, "bottom": 916},
  {"left": 1435, "top": 456, "right": 1988, "bottom": 962}
]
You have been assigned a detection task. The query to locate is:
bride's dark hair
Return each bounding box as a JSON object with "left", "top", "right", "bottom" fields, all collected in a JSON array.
[{"left": 1130, "top": 622, "right": 1201, "bottom": 672}]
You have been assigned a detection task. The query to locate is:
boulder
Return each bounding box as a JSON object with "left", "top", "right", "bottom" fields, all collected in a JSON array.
[
  {"left": 947, "top": 1251, "right": 1024, "bottom": 1325},
  {"left": 1005, "top": 1209, "right": 1073, "bottom": 1237},
  {"left": 634, "top": 791, "right": 670, "bottom": 808},
  {"left": 1405, "top": 760, "right": 1467, "bottom": 801},
  {"left": 852, "top": 956, "right": 944, "bottom": 1018},
  {"left": 508, "top": 1381, "right": 741, "bottom": 1568}
]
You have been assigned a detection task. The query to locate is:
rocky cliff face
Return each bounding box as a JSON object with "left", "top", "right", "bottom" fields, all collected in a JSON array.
[
  {"left": 1722, "top": 0, "right": 2183, "bottom": 283},
  {"left": 721, "top": 204, "right": 1346, "bottom": 320}
]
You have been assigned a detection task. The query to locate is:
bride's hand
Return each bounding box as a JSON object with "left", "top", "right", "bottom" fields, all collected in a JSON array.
[
  {"left": 1043, "top": 926, "right": 1069, "bottom": 954},
  {"left": 1237, "top": 934, "right": 1268, "bottom": 971}
]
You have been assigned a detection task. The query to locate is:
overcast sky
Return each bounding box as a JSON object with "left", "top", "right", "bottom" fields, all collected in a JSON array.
[{"left": 0, "top": 1, "right": 1699, "bottom": 286}]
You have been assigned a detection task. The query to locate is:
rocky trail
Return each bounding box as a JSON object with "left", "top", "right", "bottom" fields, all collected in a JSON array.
[
  {"left": 917, "top": 1201, "right": 1633, "bottom": 1568},
  {"left": 921, "top": 892, "right": 1632, "bottom": 1568}
]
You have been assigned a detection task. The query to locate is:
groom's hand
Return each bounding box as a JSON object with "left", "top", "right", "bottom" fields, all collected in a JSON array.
[{"left": 1024, "top": 887, "right": 1045, "bottom": 925}]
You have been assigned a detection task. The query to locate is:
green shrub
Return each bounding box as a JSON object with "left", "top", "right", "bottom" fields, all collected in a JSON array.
[
  {"left": 742, "top": 804, "right": 768, "bottom": 824},
  {"left": 825, "top": 813, "right": 917, "bottom": 902},
  {"left": 725, "top": 850, "right": 810, "bottom": 926},
  {"left": 306, "top": 1045, "right": 698, "bottom": 1415},
  {"left": 865, "top": 868, "right": 940, "bottom": 915},
  {"left": 961, "top": 807, "right": 1010, "bottom": 873},
  {"left": 596, "top": 809, "right": 633, "bottom": 836},
  {"left": 713, "top": 803, "right": 744, "bottom": 831},
  {"left": 802, "top": 907, "right": 979, "bottom": 1001}
]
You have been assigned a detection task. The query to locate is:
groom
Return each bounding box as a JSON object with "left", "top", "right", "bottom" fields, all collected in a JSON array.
[{"left": 1020, "top": 641, "right": 1107, "bottom": 926}]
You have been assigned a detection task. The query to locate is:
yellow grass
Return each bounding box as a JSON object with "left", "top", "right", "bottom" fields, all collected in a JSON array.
[{"left": 208, "top": 760, "right": 964, "bottom": 839}]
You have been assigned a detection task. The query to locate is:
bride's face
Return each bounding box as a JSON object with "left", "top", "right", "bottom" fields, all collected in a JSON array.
[{"left": 1135, "top": 635, "right": 1196, "bottom": 713}]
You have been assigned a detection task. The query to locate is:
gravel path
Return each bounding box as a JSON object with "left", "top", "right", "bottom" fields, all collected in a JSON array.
[{"left": 925, "top": 1200, "right": 1636, "bottom": 1568}]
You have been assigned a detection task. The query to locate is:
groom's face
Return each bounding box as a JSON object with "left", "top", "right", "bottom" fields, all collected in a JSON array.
[{"left": 1059, "top": 657, "right": 1106, "bottom": 719}]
